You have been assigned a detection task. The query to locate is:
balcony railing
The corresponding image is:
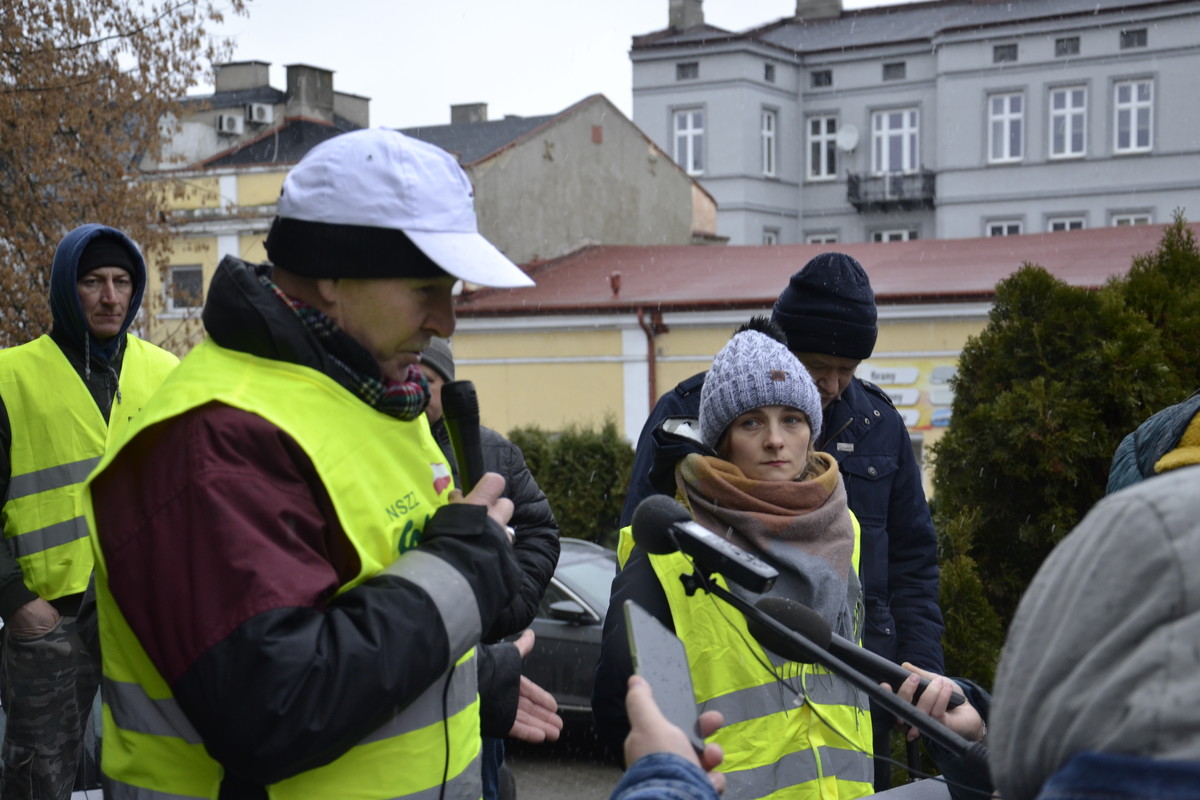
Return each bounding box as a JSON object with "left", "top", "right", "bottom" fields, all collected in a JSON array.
[{"left": 847, "top": 170, "right": 936, "bottom": 212}]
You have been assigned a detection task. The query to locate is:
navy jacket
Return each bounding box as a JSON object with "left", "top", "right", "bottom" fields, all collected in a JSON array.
[{"left": 620, "top": 372, "right": 944, "bottom": 672}]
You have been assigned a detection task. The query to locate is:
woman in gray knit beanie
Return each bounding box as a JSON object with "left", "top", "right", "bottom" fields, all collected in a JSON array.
[{"left": 597, "top": 316, "right": 872, "bottom": 799}]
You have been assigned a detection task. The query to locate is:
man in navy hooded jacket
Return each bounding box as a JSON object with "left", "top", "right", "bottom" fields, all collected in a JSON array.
[
  {"left": 0, "top": 224, "right": 178, "bottom": 798},
  {"left": 616, "top": 252, "right": 943, "bottom": 790}
]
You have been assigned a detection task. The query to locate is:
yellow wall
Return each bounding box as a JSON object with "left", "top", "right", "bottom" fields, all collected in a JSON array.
[
  {"left": 453, "top": 330, "right": 625, "bottom": 434},
  {"left": 238, "top": 172, "right": 286, "bottom": 206}
]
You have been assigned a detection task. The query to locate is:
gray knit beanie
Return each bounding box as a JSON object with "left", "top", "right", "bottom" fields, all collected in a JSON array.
[
  {"left": 419, "top": 337, "right": 456, "bottom": 383},
  {"left": 700, "top": 328, "right": 823, "bottom": 450}
]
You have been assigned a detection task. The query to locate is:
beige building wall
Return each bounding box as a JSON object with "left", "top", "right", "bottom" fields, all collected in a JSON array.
[
  {"left": 468, "top": 97, "right": 707, "bottom": 264},
  {"left": 454, "top": 306, "right": 989, "bottom": 496}
]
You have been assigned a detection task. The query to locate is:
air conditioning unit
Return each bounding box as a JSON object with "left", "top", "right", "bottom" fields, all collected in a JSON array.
[
  {"left": 216, "top": 113, "right": 244, "bottom": 135},
  {"left": 246, "top": 103, "right": 273, "bottom": 125}
]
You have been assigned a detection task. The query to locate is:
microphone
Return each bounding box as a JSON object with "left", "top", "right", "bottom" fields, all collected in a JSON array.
[
  {"left": 750, "top": 596, "right": 965, "bottom": 709},
  {"left": 631, "top": 495, "right": 778, "bottom": 594},
  {"left": 441, "top": 380, "right": 485, "bottom": 493}
]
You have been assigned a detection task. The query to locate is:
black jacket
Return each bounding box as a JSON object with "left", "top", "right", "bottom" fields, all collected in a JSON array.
[{"left": 431, "top": 418, "right": 560, "bottom": 642}]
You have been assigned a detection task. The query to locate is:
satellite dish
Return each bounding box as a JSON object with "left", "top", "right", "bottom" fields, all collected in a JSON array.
[{"left": 836, "top": 124, "right": 859, "bottom": 152}]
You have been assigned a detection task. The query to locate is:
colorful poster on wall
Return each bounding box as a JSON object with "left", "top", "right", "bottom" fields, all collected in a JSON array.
[{"left": 859, "top": 358, "right": 958, "bottom": 431}]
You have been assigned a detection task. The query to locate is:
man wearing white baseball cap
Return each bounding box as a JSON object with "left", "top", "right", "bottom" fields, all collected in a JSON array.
[{"left": 84, "top": 129, "right": 535, "bottom": 799}]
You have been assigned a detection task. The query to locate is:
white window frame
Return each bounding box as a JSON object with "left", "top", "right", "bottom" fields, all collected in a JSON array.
[
  {"left": 805, "top": 233, "right": 839, "bottom": 244},
  {"left": 1048, "top": 216, "right": 1085, "bottom": 232},
  {"left": 871, "top": 108, "right": 919, "bottom": 175},
  {"left": 988, "top": 92, "right": 1024, "bottom": 163},
  {"left": 762, "top": 228, "right": 780, "bottom": 245},
  {"left": 673, "top": 108, "right": 705, "bottom": 175},
  {"left": 1112, "top": 213, "right": 1151, "bottom": 226},
  {"left": 165, "top": 265, "right": 204, "bottom": 313},
  {"left": 807, "top": 115, "right": 837, "bottom": 181},
  {"left": 987, "top": 220, "right": 1023, "bottom": 237},
  {"left": 1050, "top": 86, "right": 1087, "bottom": 159},
  {"left": 872, "top": 229, "right": 918, "bottom": 242},
  {"left": 761, "top": 108, "right": 777, "bottom": 177},
  {"left": 1113, "top": 79, "right": 1153, "bottom": 154}
]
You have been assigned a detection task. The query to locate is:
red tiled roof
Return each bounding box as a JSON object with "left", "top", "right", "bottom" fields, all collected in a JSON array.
[{"left": 456, "top": 223, "right": 1196, "bottom": 316}]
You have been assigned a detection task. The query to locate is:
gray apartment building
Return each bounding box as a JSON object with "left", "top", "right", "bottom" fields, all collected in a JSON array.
[{"left": 631, "top": 0, "right": 1200, "bottom": 245}]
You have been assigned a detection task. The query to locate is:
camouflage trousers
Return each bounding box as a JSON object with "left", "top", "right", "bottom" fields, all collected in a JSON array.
[{"left": 0, "top": 614, "right": 100, "bottom": 800}]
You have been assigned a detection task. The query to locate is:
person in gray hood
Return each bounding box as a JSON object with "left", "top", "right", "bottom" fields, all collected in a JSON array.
[
  {"left": 989, "top": 463, "right": 1200, "bottom": 799},
  {"left": 0, "top": 223, "right": 178, "bottom": 797}
]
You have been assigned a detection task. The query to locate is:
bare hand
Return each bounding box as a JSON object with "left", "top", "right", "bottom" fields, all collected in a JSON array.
[
  {"left": 623, "top": 675, "right": 725, "bottom": 794},
  {"left": 886, "top": 663, "right": 985, "bottom": 743},
  {"left": 7, "top": 597, "right": 60, "bottom": 639},
  {"left": 449, "top": 472, "right": 514, "bottom": 531},
  {"left": 508, "top": 675, "right": 564, "bottom": 742}
]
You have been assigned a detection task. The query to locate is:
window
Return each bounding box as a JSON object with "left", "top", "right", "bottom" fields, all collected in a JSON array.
[
  {"left": 872, "top": 229, "right": 918, "bottom": 242},
  {"left": 761, "top": 109, "right": 777, "bottom": 177},
  {"left": 882, "top": 62, "right": 906, "bottom": 81},
  {"left": 811, "top": 69, "right": 832, "bottom": 88},
  {"left": 675, "top": 62, "right": 699, "bottom": 81},
  {"left": 993, "top": 44, "right": 1018, "bottom": 63},
  {"left": 1120, "top": 29, "right": 1147, "bottom": 49},
  {"left": 871, "top": 108, "right": 919, "bottom": 174},
  {"left": 806, "top": 233, "right": 839, "bottom": 244},
  {"left": 1055, "top": 37, "right": 1080, "bottom": 57},
  {"left": 166, "top": 265, "right": 203, "bottom": 312},
  {"left": 762, "top": 228, "right": 780, "bottom": 245},
  {"left": 1050, "top": 86, "right": 1087, "bottom": 158},
  {"left": 807, "top": 115, "right": 837, "bottom": 180},
  {"left": 764, "top": 63, "right": 776, "bottom": 83},
  {"left": 1114, "top": 79, "right": 1153, "bottom": 153},
  {"left": 988, "top": 93, "right": 1023, "bottom": 163},
  {"left": 673, "top": 109, "right": 704, "bottom": 175},
  {"left": 1048, "top": 217, "right": 1085, "bottom": 231},
  {"left": 988, "top": 220, "right": 1023, "bottom": 236},
  {"left": 1112, "top": 213, "right": 1151, "bottom": 226}
]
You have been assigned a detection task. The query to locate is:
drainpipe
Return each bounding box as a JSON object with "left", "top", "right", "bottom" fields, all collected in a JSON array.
[{"left": 637, "top": 307, "right": 657, "bottom": 410}]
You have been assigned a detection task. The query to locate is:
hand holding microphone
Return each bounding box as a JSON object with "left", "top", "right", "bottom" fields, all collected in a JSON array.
[{"left": 441, "top": 380, "right": 512, "bottom": 535}]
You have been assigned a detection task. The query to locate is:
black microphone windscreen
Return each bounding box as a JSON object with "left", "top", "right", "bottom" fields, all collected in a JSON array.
[
  {"left": 441, "top": 380, "right": 479, "bottom": 422},
  {"left": 630, "top": 495, "right": 691, "bottom": 555},
  {"left": 755, "top": 596, "right": 834, "bottom": 651}
]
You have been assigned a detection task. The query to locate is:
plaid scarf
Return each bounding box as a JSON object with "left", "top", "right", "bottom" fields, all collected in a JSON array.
[{"left": 262, "top": 276, "right": 430, "bottom": 421}]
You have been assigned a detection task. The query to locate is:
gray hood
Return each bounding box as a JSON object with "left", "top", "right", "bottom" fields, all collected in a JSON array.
[{"left": 990, "top": 464, "right": 1200, "bottom": 799}]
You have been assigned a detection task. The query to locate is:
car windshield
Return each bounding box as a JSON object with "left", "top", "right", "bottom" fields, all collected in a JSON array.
[{"left": 557, "top": 552, "right": 616, "bottom": 611}]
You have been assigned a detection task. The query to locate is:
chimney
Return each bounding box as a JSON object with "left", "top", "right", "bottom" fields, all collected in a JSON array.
[
  {"left": 795, "top": 0, "right": 842, "bottom": 20},
  {"left": 451, "top": 103, "right": 488, "bottom": 125},
  {"left": 214, "top": 61, "right": 271, "bottom": 93},
  {"left": 669, "top": 0, "right": 704, "bottom": 31},
  {"left": 285, "top": 64, "right": 335, "bottom": 122}
]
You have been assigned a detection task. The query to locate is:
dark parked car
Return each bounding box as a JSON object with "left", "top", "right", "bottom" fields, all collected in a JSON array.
[{"left": 520, "top": 538, "right": 617, "bottom": 719}]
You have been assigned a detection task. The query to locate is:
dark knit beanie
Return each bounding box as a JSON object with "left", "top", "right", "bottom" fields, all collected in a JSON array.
[
  {"left": 420, "top": 337, "right": 456, "bottom": 383},
  {"left": 265, "top": 217, "right": 448, "bottom": 280},
  {"left": 771, "top": 252, "right": 878, "bottom": 360},
  {"left": 77, "top": 238, "right": 136, "bottom": 279}
]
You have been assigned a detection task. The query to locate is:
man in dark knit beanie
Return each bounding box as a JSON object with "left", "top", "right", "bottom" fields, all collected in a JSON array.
[
  {"left": 614, "top": 251, "right": 943, "bottom": 791},
  {"left": 0, "top": 224, "right": 179, "bottom": 797}
]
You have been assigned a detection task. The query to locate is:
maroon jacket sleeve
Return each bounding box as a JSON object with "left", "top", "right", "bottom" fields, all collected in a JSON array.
[{"left": 92, "top": 403, "right": 519, "bottom": 786}]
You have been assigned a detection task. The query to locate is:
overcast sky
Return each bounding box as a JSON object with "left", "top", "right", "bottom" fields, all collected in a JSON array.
[{"left": 205, "top": 0, "right": 915, "bottom": 130}]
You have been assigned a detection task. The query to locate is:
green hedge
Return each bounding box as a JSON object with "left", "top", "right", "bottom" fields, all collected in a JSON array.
[{"left": 508, "top": 418, "right": 634, "bottom": 549}]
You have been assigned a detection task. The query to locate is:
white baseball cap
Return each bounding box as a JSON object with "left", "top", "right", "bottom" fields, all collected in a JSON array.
[{"left": 266, "top": 128, "right": 533, "bottom": 289}]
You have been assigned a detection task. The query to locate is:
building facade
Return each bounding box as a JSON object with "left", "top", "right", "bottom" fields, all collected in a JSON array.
[{"left": 630, "top": 0, "right": 1200, "bottom": 245}]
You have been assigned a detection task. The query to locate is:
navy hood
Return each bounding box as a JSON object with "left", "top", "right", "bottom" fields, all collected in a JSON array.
[{"left": 50, "top": 224, "right": 148, "bottom": 363}]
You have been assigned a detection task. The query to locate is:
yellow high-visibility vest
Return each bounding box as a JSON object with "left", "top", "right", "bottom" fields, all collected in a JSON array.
[
  {"left": 86, "top": 339, "right": 482, "bottom": 800},
  {"left": 639, "top": 513, "right": 873, "bottom": 800},
  {"left": 0, "top": 334, "right": 177, "bottom": 599}
]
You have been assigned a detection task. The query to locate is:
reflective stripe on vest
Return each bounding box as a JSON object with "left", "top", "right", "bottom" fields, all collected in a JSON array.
[
  {"left": 649, "top": 516, "right": 873, "bottom": 800},
  {"left": 87, "top": 340, "right": 480, "bottom": 800},
  {"left": 0, "top": 334, "right": 176, "bottom": 599}
]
